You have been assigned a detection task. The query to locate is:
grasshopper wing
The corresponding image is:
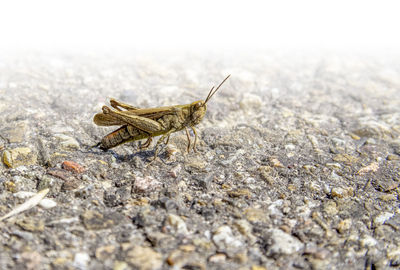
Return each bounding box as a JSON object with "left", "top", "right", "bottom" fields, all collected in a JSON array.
[
  {"left": 122, "top": 106, "right": 180, "bottom": 119},
  {"left": 102, "top": 106, "right": 163, "bottom": 133},
  {"left": 93, "top": 113, "right": 126, "bottom": 126}
]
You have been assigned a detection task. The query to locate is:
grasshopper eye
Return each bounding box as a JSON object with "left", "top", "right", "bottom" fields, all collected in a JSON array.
[{"left": 193, "top": 101, "right": 203, "bottom": 109}]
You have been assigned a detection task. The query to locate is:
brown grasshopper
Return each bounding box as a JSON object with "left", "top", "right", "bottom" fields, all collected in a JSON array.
[{"left": 93, "top": 75, "right": 230, "bottom": 160}]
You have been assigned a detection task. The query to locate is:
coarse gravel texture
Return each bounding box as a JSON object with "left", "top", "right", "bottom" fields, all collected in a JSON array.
[{"left": 0, "top": 51, "right": 399, "bottom": 270}]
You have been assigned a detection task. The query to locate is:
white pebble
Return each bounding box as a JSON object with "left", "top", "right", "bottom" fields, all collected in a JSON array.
[
  {"left": 55, "top": 134, "right": 80, "bottom": 149},
  {"left": 14, "top": 191, "right": 36, "bottom": 199},
  {"left": 267, "top": 229, "right": 304, "bottom": 255},
  {"left": 212, "top": 225, "right": 243, "bottom": 249},
  {"left": 166, "top": 214, "right": 189, "bottom": 235},
  {"left": 360, "top": 235, "right": 377, "bottom": 247},
  {"left": 39, "top": 198, "right": 57, "bottom": 209},
  {"left": 374, "top": 212, "right": 394, "bottom": 225},
  {"left": 73, "top": 252, "right": 90, "bottom": 270}
]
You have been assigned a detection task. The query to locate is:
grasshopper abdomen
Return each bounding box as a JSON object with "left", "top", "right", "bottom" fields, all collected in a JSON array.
[{"left": 99, "top": 125, "right": 143, "bottom": 149}]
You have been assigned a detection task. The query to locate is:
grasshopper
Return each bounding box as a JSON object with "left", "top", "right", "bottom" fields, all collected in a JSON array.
[{"left": 93, "top": 75, "right": 230, "bottom": 160}]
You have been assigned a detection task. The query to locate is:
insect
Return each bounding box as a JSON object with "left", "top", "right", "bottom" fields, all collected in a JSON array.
[{"left": 93, "top": 75, "right": 230, "bottom": 160}]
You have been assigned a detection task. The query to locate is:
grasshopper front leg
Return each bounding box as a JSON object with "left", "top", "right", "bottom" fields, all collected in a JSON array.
[
  {"left": 185, "top": 127, "right": 191, "bottom": 153},
  {"left": 191, "top": 126, "right": 198, "bottom": 153},
  {"left": 140, "top": 136, "right": 153, "bottom": 149},
  {"left": 152, "top": 129, "right": 176, "bottom": 161}
]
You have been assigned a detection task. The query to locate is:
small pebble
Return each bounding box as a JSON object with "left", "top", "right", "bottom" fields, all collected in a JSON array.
[
  {"left": 357, "top": 162, "right": 379, "bottom": 175},
  {"left": 269, "top": 157, "right": 284, "bottom": 168},
  {"left": 349, "top": 133, "right": 361, "bottom": 140},
  {"left": 212, "top": 225, "right": 243, "bottom": 250},
  {"left": 258, "top": 166, "right": 274, "bottom": 184},
  {"left": 166, "top": 214, "right": 189, "bottom": 235},
  {"left": 244, "top": 208, "right": 268, "bottom": 223},
  {"left": 239, "top": 93, "right": 262, "bottom": 112},
  {"left": 166, "top": 249, "right": 187, "bottom": 267},
  {"left": 16, "top": 218, "right": 45, "bottom": 232},
  {"left": 360, "top": 235, "right": 377, "bottom": 247},
  {"left": 265, "top": 229, "right": 304, "bottom": 256},
  {"left": 62, "top": 160, "right": 85, "bottom": 173},
  {"left": 113, "top": 261, "right": 129, "bottom": 270},
  {"left": 333, "top": 154, "right": 359, "bottom": 165},
  {"left": 331, "top": 187, "right": 353, "bottom": 198},
  {"left": 387, "top": 154, "right": 400, "bottom": 160},
  {"left": 337, "top": 219, "right": 352, "bottom": 234},
  {"left": 379, "top": 194, "right": 396, "bottom": 201},
  {"left": 14, "top": 191, "right": 37, "bottom": 199},
  {"left": 325, "top": 163, "right": 342, "bottom": 169},
  {"left": 55, "top": 134, "right": 80, "bottom": 150},
  {"left": 168, "top": 164, "right": 182, "bottom": 178},
  {"left": 73, "top": 252, "right": 90, "bottom": 270},
  {"left": 95, "top": 245, "right": 116, "bottom": 261},
  {"left": 285, "top": 144, "right": 296, "bottom": 150},
  {"left": 208, "top": 253, "right": 226, "bottom": 263},
  {"left": 179, "top": 245, "right": 196, "bottom": 252},
  {"left": 39, "top": 198, "right": 57, "bottom": 209},
  {"left": 373, "top": 212, "right": 394, "bottom": 226},
  {"left": 126, "top": 246, "right": 162, "bottom": 270},
  {"left": 132, "top": 176, "right": 161, "bottom": 193},
  {"left": 234, "top": 219, "right": 253, "bottom": 237},
  {"left": 323, "top": 201, "right": 338, "bottom": 215}
]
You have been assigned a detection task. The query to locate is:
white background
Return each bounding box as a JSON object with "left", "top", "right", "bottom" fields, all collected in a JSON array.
[{"left": 0, "top": 0, "right": 399, "bottom": 53}]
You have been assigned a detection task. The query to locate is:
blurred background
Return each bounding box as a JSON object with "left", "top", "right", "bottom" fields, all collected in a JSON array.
[{"left": 1, "top": 0, "right": 399, "bottom": 54}]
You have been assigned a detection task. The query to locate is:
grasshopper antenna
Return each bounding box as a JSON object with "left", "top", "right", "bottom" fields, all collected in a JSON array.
[
  {"left": 205, "top": 75, "right": 231, "bottom": 104},
  {"left": 205, "top": 86, "right": 215, "bottom": 103}
]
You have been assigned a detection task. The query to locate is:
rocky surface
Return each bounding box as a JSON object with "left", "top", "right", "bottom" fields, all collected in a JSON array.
[{"left": 0, "top": 51, "right": 399, "bottom": 269}]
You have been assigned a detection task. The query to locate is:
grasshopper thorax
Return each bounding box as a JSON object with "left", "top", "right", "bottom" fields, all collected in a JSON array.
[{"left": 189, "top": 100, "right": 207, "bottom": 126}]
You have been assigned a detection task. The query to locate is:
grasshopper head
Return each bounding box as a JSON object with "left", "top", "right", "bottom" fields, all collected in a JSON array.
[
  {"left": 189, "top": 75, "right": 230, "bottom": 126},
  {"left": 190, "top": 101, "right": 207, "bottom": 125}
]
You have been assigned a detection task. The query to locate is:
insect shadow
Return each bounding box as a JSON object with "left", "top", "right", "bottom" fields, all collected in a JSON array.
[{"left": 86, "top": 143, "right": 175, "bottom": 165}]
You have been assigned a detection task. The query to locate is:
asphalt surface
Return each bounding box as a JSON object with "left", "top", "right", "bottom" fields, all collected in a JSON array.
[{"left": 0, "top": 50, "right": 399, "bottom": 269}]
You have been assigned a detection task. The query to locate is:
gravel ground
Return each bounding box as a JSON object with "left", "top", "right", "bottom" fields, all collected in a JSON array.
[{"left": 0, "top": 51, "right": 399, "bottom": 270}]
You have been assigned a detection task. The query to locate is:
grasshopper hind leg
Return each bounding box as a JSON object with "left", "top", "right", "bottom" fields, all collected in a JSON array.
[
  {"left": 110, "top": 98, "right": 140, "bottom": 111},
  {"left": 165, "top": 135, "right": 170, "bottom": 145}
]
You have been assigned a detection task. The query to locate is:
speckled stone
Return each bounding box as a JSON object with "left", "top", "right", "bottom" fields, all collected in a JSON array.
[
  {"left": 212, "top": 225, "right": 243, "bottom": 251},
  {"left": 264, "top": 229, "right": 304, "bottom": 256},
  {"left": 3, "top": 147, "right": 37, "bottom": 168},
  {"left": 55, "top": 134, "right": 80, "bottom": 150},
  {"left": 165, "top": 214, "right": 189, "bottom": 235},
  {"left": 16, "top": 218, "right": 45, "bottom": 232},
  {"left": 126, "top": 246, "right": 162, "bottom": 270}
]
